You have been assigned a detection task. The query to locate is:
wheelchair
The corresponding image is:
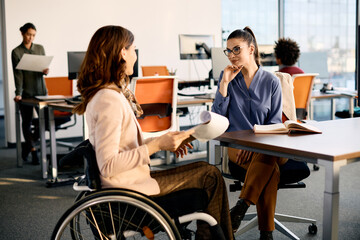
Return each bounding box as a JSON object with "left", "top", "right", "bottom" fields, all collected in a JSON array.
[{"left": 51, "top": 140, "right": 226, "bottom": 240}]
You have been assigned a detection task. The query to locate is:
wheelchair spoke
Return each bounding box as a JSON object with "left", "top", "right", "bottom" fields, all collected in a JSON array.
[{"left": 52, "top": 191, "right": 181, "bottom": 240}]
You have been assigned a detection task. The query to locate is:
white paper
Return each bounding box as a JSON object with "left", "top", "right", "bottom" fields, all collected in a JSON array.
[
  {"left": 35, "top": 95, "right": 68, "bottom": 101},
  {"left": 16, "top": 53, "right": 53, "bottom": 72},
  {"left": 191, "top": 111, "right": 229, "bottom": 142}
]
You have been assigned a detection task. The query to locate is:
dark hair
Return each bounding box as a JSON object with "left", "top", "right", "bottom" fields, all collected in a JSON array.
[
  {"left": 274, "top": 37, "right": 301, "bottom": 66},
  {"left": 20, "top": 23, "right": 36, "bottom": 34},
  {"left": 74, "top": 25, "right": 134, "bottom": 114},
  {"left": 227, "top": 26, "right": 260, "bottom": 66}
]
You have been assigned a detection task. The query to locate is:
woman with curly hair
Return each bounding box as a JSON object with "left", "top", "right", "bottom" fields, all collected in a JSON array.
[{"left": 274, "top": 37, "right": 304, "bottom": 75}]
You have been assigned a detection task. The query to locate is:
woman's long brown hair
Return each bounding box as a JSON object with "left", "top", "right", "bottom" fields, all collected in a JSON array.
[{"left": 73, "top": 25, "right": 134, "bottom": 115}]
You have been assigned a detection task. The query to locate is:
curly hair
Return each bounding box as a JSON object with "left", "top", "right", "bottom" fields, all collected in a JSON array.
[
  {"left": 274, "top": 38, "right": 301, "bottom": 66},
  {"left": 73, "top": 25, "right": 134, "bottom": 115}
]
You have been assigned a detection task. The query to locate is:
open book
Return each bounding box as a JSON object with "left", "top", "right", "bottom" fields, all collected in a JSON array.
[
  {"left": 253, "top": 120, "right": 322, "bottom": 134},
  {"left": 190, "top": 111, "right": 229, "bottom": 142}
]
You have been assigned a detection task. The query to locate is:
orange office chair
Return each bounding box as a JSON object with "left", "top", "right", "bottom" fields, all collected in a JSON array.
[
  {"left": 44, "top": 77, "right": 76, "bottom": 131},
  {"left": 141, "top": 66, "right": 169, "bottom": 76},
  {"left": 130, "top": 76, "right": 178, "bottom": 165},
  {"left": 292, "top": 73, "right": 320, "bottom": 171},
  {"left": 292, "top": 73, "right": 319, "bottom": 120}
]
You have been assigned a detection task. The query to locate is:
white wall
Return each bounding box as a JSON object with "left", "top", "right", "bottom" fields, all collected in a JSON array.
[{"left": 2, "top": 0, "right": 222, "bottom": 144}]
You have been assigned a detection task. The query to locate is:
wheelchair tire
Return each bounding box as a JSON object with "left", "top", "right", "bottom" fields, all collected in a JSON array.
[{"left": 52, "top": 189, "right": 181, "bottom": 240}]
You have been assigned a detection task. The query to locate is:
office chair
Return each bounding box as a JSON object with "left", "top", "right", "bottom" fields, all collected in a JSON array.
[
  {"left": 217, "top": 147, "right": 317, "bottom": 240},
  {"left": 130, "top": 76, "right": 178, "bottom": 165},
  {"left": 216, "top": 72, "right": 317, "bottom": 239},
  {"left": 292, "top": 73, "right": 320, "bottom": 171},
  {"left": 141, "top": 65, "right": 169, "bottom": 76},
  {"left": 292, "top": 73, "right": 319, "bottom": 121},
  {"left": 33, "top": 77, "right": 76, "bottom": 149}
]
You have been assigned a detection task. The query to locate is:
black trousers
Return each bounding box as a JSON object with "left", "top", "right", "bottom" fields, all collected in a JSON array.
[{"left": 19, "top": 104, "right": 39, "bottom": 150}]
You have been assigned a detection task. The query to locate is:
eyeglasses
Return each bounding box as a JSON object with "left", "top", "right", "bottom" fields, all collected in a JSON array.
[{"left": 223, "top": 46, "right": 246, "bottom": 57}]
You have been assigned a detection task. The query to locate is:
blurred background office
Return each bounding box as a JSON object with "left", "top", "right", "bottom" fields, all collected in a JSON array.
[{"left": 0, "top": 0, "right": 359, "bottom": 146}]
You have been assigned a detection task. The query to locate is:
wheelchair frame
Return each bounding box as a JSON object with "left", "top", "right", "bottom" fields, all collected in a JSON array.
[{"left": 52, "top": 139, "right": 225, "bottom": 240}]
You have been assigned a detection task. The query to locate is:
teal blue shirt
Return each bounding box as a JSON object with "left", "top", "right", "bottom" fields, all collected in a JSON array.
[
  {"left": 212, "top": 66, "right": 282, "bottom": 132},
  {"left": 11, "top": 43, "right": 48, "bottom": 98}
]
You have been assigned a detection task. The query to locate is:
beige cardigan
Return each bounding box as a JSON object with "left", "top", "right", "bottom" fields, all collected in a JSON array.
[
  {"left": 275, "top": 72, "right": 297, "bottom": 121},
  {"left": 86, "top": 86, "right": 160, "bottom": 195}
]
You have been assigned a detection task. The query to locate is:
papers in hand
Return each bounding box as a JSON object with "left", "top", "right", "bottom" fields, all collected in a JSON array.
[
  {"left": 253, "top": 120, "right": 322, "bottom": 134},
  {"left": 191, "top": 111, "right": 229, "bottom": 142},
  {"left": 16, "top": 53, "right": 53, "bottom": 72}
]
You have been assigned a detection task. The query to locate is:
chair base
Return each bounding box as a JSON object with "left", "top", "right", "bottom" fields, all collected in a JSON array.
[{"left": 235, "top": 212, "right": 317, "bottom": 240}]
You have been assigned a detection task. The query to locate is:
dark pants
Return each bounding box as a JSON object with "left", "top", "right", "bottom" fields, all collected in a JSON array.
[{"left": 19, "top": 104, "right": 39, "bottom": 151}]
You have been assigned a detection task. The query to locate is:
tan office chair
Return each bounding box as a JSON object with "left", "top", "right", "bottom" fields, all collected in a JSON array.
[
  {"left": 217, "top": 72, "right": 317, "bottom": 239},
  {"left": 130, "top": 76, "right": 178, "bottom": 165},
  {"left": 292, "top": 73, "right": 319, "bottom": 120},
  {"left": 141, "top": 66, "right": 169, "bottom": 76}
]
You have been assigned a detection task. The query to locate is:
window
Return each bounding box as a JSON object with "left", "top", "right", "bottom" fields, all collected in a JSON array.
[
  {"left": 221, "top": 0, "right": 278, "bottom": 46},
  {"left": 284, "top": 0, "right": 356, "bottom": 90}
]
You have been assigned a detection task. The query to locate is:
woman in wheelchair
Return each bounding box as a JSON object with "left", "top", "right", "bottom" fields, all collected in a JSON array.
[
  {"left": 212, "top": 27, "right": 290, "bottom": 240},
  {"left": 69, "top": 25, "right": 233, "bottom": 240}
]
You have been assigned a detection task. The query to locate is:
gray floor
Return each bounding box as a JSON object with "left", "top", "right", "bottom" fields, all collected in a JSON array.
[
  {"left": 1, "top": 146, "right": 360, "bottom": 239},
  {"left": 1, "top": 117, "right": 360, "bottom": 239}
]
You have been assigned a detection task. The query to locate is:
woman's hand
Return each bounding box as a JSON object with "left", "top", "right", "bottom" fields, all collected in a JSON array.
[
  {"left": 146, "top": 129, "right": 195, "bottom": 156},
  {"left": 174, "top": 142, "right": 193, "bottom": 158},
  {"left": 219, "top": 65, "right": 243, "bottom": 97},
  {"left": 222, "top": 65, "right": 243, "bottom": 84},
  {"left": 14, "top": 95, "right": 22, "bottom": 102},
  {"left": 43, "top": 68, "right": 49, "bottom": 75}
]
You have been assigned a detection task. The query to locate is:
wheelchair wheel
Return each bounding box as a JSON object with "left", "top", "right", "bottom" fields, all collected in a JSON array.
[{"left": 52, "top": 189, "right": 181, "bottom": 240}]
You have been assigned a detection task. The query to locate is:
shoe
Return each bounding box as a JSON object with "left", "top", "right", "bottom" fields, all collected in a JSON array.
[
  {"left": 31, "top": 150, "right": 40, "bottom": 165},
  {"left": 260, "top": 231, "right": 273, "bottom": 240},
  {"left": 230, "top": 199, "right": 249, "bottom": 233},
  {"left": 21, "top": 143, "right": 31, "bottom": 162}
]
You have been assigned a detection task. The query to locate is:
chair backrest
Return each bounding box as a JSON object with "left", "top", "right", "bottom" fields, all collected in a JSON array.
[
  {"left": 45, "top": 76, "right": 73, "bottom": 96},
  {"left": 131, "top": 76, "right": 177, "bottom": 133},
  {"left": 45, "top": 76, "right": 73, "bottom": 118},
  {"left": 292, "top": 73, "right": 319, "bottom": 120},
  {"left": 275, "top": 72, "right": 297, "bottom": 122},
  {"left": 141, "top": 66, "right": 169, "bottom": 76}
]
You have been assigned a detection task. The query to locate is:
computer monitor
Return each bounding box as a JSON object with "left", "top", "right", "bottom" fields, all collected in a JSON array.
[
  {"left": 211, "top": 47, "right": 229, "bottom": 81},
  {"left": 298, "top": 52, "right": 329, "bottom": 79},
  {"left": 179, "top": 34, "right": 214, "bottom": 60},
  {"left": 67, "top": 51, "right": 86, "bottom": 80},
  {"left": 67, "top": 49, "right": 139, "bottom": 80},
  {"left": 258, "top": 44, "right": 277, "bottom": 66}
]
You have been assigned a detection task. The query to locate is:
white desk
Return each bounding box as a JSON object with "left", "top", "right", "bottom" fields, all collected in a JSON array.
[
  {"left": 47, "top": 102, "right": 86, "bottom": 182},
  {"left": 310, "top": 90, "right": 357, "bottom": 120},
  {"left": 215, "top": 118, "right": 360, "bottom": 240}
]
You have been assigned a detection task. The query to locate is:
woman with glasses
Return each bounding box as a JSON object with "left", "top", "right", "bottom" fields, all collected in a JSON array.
[{"left": 212, "top": 27, "right": 285, "bottom": 240}]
